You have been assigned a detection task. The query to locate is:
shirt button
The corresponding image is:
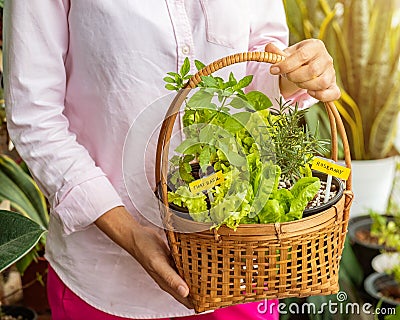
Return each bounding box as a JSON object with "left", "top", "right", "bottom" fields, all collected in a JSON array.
[{"left": 182, "top": 45, "right": 190, "bottom": 55}]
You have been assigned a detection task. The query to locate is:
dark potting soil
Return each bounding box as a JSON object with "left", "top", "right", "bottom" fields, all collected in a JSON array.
[
  {"left": 305, "top": 180, "right": 338, "bottom": 209},
  {"left": 355, "top": 229, "right": 381, "bottom": 246},
  {"left": 379, "top": 285, "right": 400, "bottom": 303}
]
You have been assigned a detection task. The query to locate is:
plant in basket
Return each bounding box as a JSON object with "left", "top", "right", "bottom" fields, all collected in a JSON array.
[
  {"left": 156, "top": 52, "right": 353, "bottom": 313},
  {"left": 164, "top": 57, "right": 343, "bottom": 228}
]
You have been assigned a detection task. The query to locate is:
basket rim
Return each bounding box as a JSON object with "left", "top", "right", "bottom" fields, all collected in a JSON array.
[{"left": 168, "top": 194, "right": 345, "bottom": 239}]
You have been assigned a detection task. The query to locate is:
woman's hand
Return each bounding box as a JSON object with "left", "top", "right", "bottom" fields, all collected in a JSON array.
[
  {"left": 266, "top": 39, "right": 341, "bottom": 102},
  {"left": 95, "top": 206, "right": 193, "bottom": 309},
  {"left": 130, "top": 224, "right": 193, "bottom": 309}
]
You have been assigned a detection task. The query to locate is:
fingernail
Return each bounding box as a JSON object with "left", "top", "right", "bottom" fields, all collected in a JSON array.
[
  {"left": 178, "top": 285, "right": 188, "bottom": 297},
  {"left": 308, "top": 90, "right": 316, "bottom": 96},
  {"left": 270, "top": 66, "right": 280, "bottom": 74}
]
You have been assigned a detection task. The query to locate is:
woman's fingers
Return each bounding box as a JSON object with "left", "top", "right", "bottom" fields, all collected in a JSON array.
[
  {"left": 147, "top": 253, "right": 194, "bottom": 308},
  {"left": 308, "top": 83, "right": 341, "bottom": 102},
  {"left": 264, "top": 42, "right": 287, "bottom": 57},
  {"left": 267, "top": 39, "right": 341, "bottom": 101},
  {"left": 290, "top": 67, "right": 335, "bottom": 91},
  {"left": 132, "top": 226, "right": 194, "bottom": 309}
]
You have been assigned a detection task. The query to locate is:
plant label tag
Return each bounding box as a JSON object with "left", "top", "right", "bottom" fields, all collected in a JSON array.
[
  {"left": 311, "top": 157, "right": 351, "bottom": 180},
  {"left": 189, "top": 171, "right": 224, "bottom": 194}
]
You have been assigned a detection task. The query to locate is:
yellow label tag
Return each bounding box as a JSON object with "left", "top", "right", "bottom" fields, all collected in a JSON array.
[
  {"left": 189, "top": 171, "right": 224, "bottom": 194},
  {"left": 311, "top": 157, "right": 351, "bottom": 180}
]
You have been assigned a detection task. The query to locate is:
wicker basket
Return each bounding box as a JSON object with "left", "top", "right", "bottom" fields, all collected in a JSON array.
[{"left": 155, "top": 52, "right": 354, "bottom": 313}]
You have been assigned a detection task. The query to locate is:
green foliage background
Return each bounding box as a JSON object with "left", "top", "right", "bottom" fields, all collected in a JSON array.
[{"left": 284, "top": 0, "right": 400, "bottom": 160}]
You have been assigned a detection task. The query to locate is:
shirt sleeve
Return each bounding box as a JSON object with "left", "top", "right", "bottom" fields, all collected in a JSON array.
[
  {"left": 3, "top": 0, "right": 124, "bottom": 235},
  {"left": 246, "top": 0, "right": 317, "bottom": 109}
]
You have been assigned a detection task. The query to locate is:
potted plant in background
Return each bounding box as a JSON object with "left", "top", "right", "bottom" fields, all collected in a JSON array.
[
  {"left": 347, "top": 211, "right": 396, "bottom": 279},
  {"left": 364, "top": 211, "right": 400, "bottom": 313},
  {"left": 0, "top": 154, "right": 49, "bottom": 315},
  {"left": 284, "top": 0, "right": 400, "bottom": 217},
  {"left": 0, "top": 209, "right": 46, "bottom": 320}
]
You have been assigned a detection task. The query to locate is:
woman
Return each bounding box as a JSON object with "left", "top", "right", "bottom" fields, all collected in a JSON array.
[{"left": 3, "top": 1, "right": 339, "bottom": 319}]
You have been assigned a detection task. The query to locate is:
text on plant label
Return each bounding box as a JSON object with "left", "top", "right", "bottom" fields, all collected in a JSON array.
[
  {"left": 189, "top": 171, "right": 224, "bottom": 194},
  {"left": 311, "top": 158, "right": 351, "bottom": 180}
]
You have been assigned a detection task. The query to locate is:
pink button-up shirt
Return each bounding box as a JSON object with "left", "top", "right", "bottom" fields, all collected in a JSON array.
[{"left": 4, "top": 1, "right": 313, "bottom": 318}]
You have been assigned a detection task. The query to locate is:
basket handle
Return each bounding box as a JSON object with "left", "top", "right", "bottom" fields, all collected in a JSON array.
[{"left": 155, "top": 52, "right": 353, "bottom": 222}]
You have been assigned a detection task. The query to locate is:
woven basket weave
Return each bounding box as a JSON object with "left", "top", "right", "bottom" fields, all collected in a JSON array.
[{"left": 155, "top": 52, "right": 354, "bottom": 313}]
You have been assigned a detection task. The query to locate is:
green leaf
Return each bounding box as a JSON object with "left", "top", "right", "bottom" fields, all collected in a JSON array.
[
  {"left": 182, "top": 154, "right": 195, "bottom": 163},
  {"left": 199, "top": 125, "right": 215, "bottom": 142},
  {"left": 167, "top": 72, "right": 179, "bottom": 77},
  {"left": 180, "top": 57, "right": 190, "bottom": 77},
  {"left": 174, "top": 138, "right": 200, "bottom": 154},
  {"left": 0, "top": 155, "right": 48, "bottom": 228},
  {"left": 258, "top": 199, "right": 284, "bottom": 224},
  {"left": 182, "top": 143, "right": 203, "bottom": 155},
  {"left": 210, "top": 194, "right": 246, "bottom": 227},
  {"left": 273, "top": 188, "right": 294, "bottom": 214},
  {"left": 229, "top": 96, "right": 250, "bottom": 110},
  {"left": 199, "top": 146, "right": 211, "bottom": 170},
  {"left": 183, "top": 162, "right": 192, "bottom": 173},
  {"left": 165, "top": 84, "right": 177, "bottom": 91},
  {"left": 235, "top": 75, "right": 253, "bottom": 90},
  {"left": 251, "top": 164, "right": 281, "bottom": 218},
  {"left": 169, "top": 186, "right": 209, "bottom": 221},
  {"left": 0, "top": 171, "right": 42, "bottom": 225},
  {"left": 178, "top": 166, "right": 194, "bottom": 183},
  {"left": 163, "top": 76, "right": 175, "bottom": 83},
  {"left": 245, "top": 91, "right": 273, "bottom": 111},
  {"left": 223, "top": 115, "right": 245, "bottom": 134},
  {"left": 195, "top": 60, "right": 206, "bottom": 71},
  {"left": 228, "top": 72, "right": 238, "bottom": 85},
  {"left": 287, "top": 177, "right": 320, "bottom": 220},
  {"left": 0, "top": 210, "right": 46, "bottom": 273},
  {"left": 200, "top": 76, "right": 219, "bottom": 88},
  {"left": 232, "top": 112, "right": 251, "bottom": 127},
  {"left": 199, "top": 123, "right": 231, "bottom": 142},
  {"left": 215, "top": 138, "right": 247, "bottom": 167},
  {"left": 187, "top": 90, "right": 214, "bottom": 109}
]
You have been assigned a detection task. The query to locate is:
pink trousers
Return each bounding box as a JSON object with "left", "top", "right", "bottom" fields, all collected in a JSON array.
[{"left": 47, "top": 266, "right": 279, "bottom": 320}]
